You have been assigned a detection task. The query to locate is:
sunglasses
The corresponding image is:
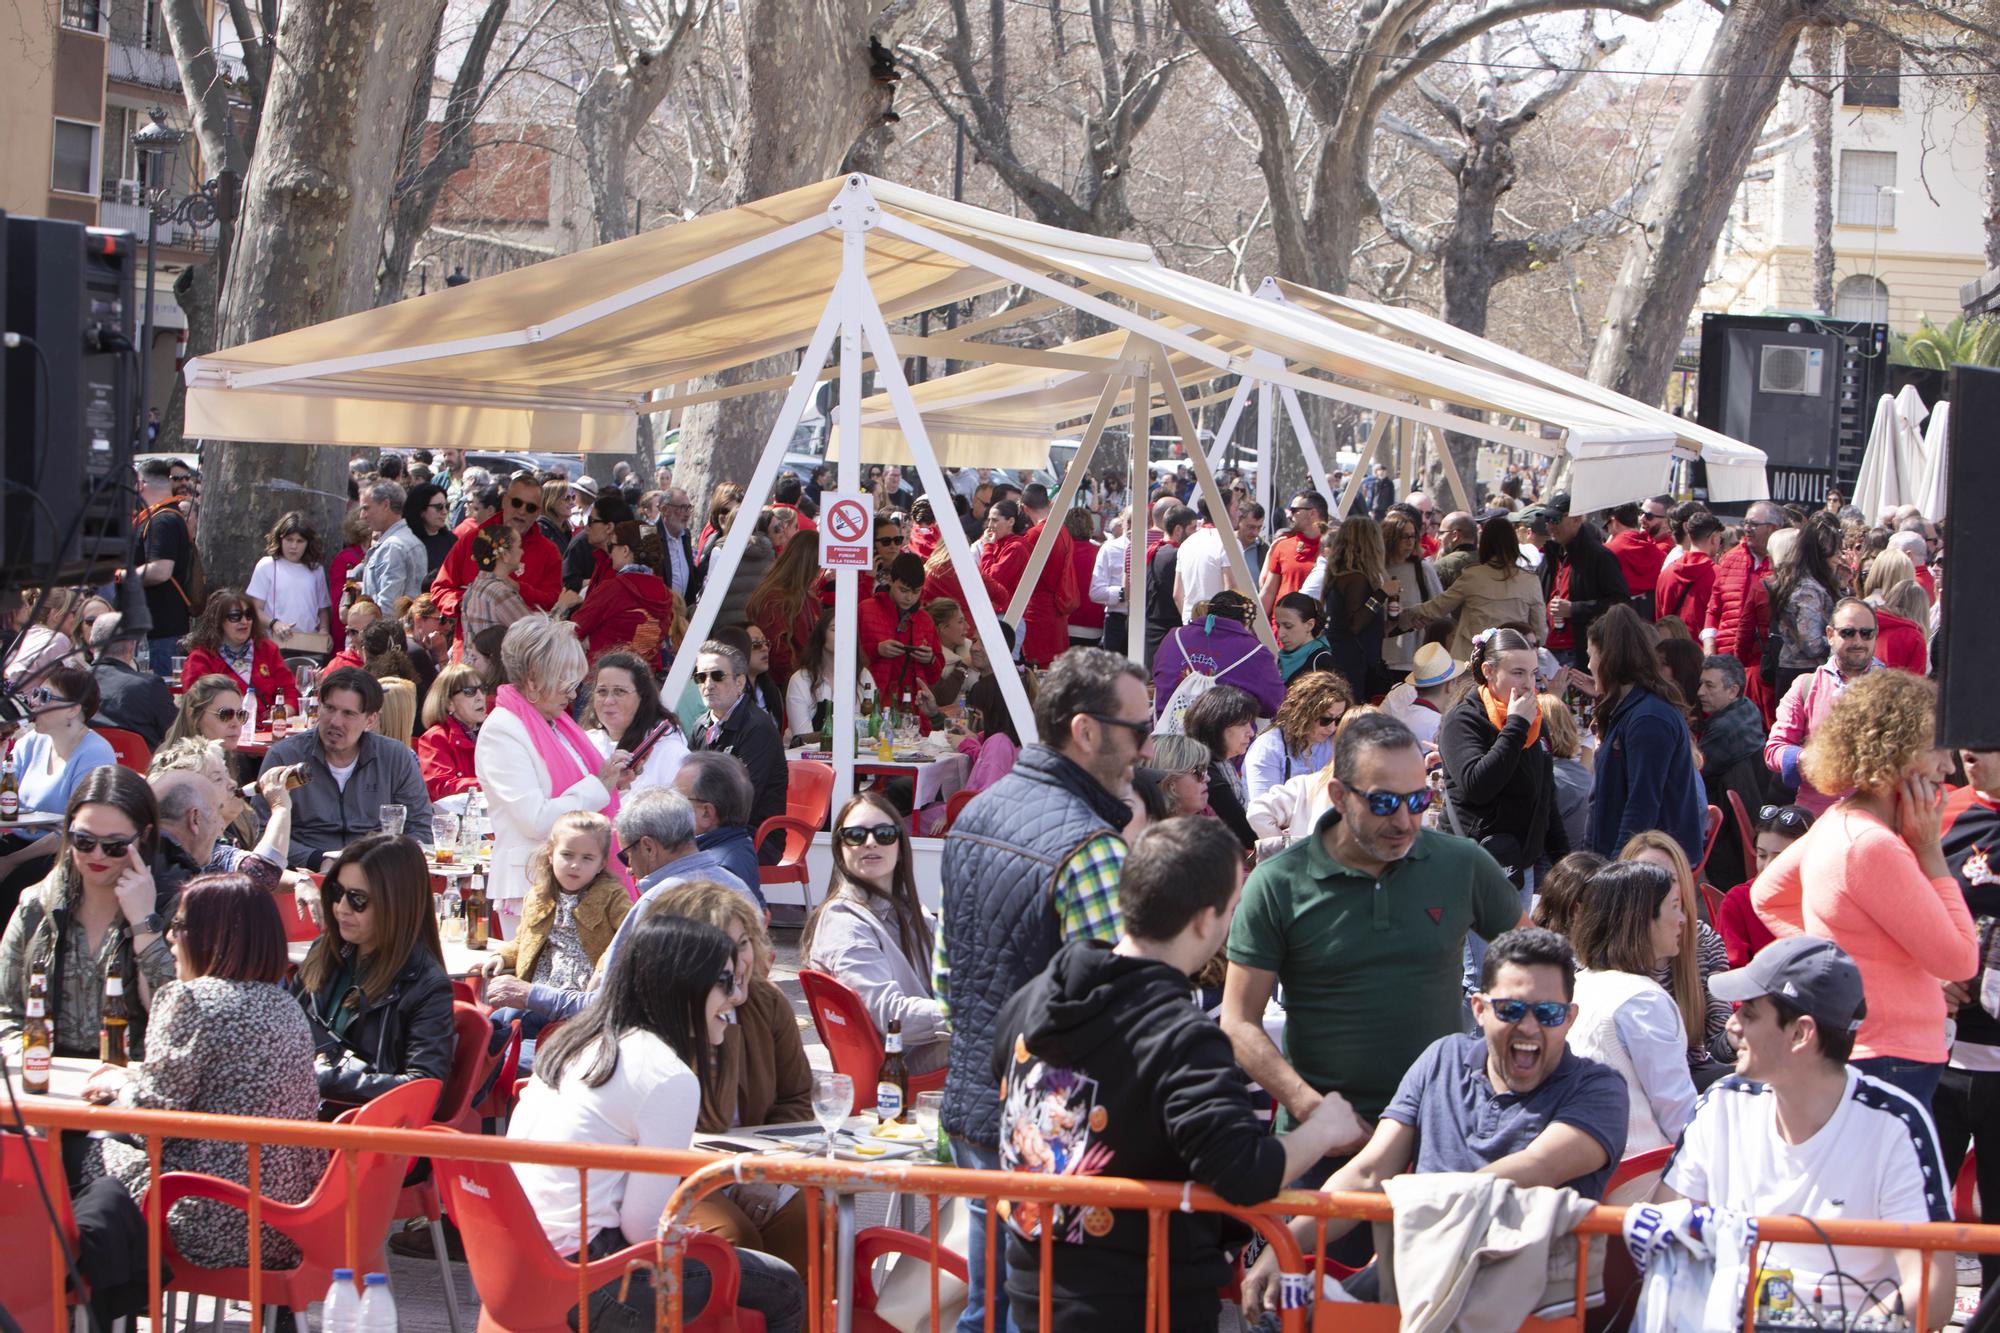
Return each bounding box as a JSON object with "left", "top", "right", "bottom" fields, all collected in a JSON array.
[
  {"left": 1758, "top": 804, "right": 1811, "bottom": 833},
  {"left": 335, "top": 888, "right": 371, "bottom": 913},
  {"left": 714, "top": 967, "right": 738, "bottom": 995},
  {"left": 693, "top": 669, "right": 737, "bottom": 684},
  {"left": 616, "top": 844, "right": 634, "bottom": 868},
  {"left": 166, "top": 917, "right": 188, "bottom": 938},
  {"left": 838, "top": 824, "right": 900, "bottom": 847},
  {"left": 68, "top": 831, "right": 138, "bottom": 857},
  {"left": 876, "top": 536, "right": 903, "bottom": 547},
  {"left": 28, "top": 687, "right": 73, "bottom": 708},
  {"left": 1833, "top": 626, "right": 1877, "bottom": 640},
  {"left": 451, "top": 684, "right": 485, "bottom": 700},
  {"left": 223, "top": 609, "right": 252, "bottom": 623},
  {"left": 506, "top": 496, "right": 542, "bottom": 515},
  {"left": 1085, "top": 712, "right": 1153, "bottom": 742},
  {"left": 1482, "top": 997, "right": 1572, "bottom": 1028},
  {"left": 1318, "top": 713, "right": 1343, "bottom": 728},
  {"left": 1359, "top": 788, "right": 1434, "bottom": 817},
  {"left": 746, "top": 637, "right": 769, "bottom": 649},
  {"left": 207, "top": 707, "right": 245, "bottom": 724},
  {"left": 427, "top": 500, "right": 449, "bottom": 511}
]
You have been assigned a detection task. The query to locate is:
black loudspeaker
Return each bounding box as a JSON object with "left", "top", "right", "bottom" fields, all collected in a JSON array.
[
  {"left": 2, "top": 214, "right": 138, "bottom": 590},
  {"left": 1938, "top": 364, "right": 2000, "bottom": 749}
]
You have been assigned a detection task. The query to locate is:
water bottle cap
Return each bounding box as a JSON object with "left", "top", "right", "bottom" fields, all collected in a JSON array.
[
  {"left": 363, "top": 1272, "right": 389, "bottom": 1286},
  {"left": 332, "top": 1268, "right": 355, "bottom": 1280}
]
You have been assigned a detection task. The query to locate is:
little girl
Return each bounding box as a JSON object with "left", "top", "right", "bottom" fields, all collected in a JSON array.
[{"left": 479, "top": 810, "right": 631, "bottom": 1054}]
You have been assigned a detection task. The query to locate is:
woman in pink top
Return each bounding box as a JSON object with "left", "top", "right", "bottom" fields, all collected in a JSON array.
[{"left": 1752, "top": 670, "right": 1973, "bottom": 1107}]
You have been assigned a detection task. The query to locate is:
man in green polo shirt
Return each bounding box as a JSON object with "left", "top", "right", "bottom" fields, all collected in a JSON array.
[{"left": 1221, "top": 712, "right": 1527, "bottom": 1166}]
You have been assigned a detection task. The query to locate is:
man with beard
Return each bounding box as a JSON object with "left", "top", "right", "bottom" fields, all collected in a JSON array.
[
  {"left": 1240, "top": 927, "right": 1629, "bottom": 1315},
  {"left": 1765, "top": 598, "right": 1885, "bottom": 814}
]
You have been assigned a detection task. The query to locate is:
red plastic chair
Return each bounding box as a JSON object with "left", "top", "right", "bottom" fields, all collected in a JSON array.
[
  {"left": 0, "top": 1133, "right": 81, "bottom": 1328},
  {"left": 1724, "top": 789, "right": 1759, "bottom": 878},
  {"left": 429, "top": 1130, "right": 765, "bottom": 1332},
  {"left": 96, "top": 726, "right": 152, "bottom": 772},
  {"left": 1957, "top": 1150, "right": 1979, "bottom": 1222},
  {"left": 852, "top": 1226, "right": 970, "bottom": 1333},
  {"left": 147, "top": 1077, "right": 442, "bottom": 1320},
  {"left": 798, "top": 969, "right": 946, "bottom": 1113},
  {"left": 275, "top": 889, "right": 324, "bottom": 944},
  {"left": 759, "top": 759, "right": 836, "bottom": 910},
  {"left": 1691, "top": 804, "right": 1723, "bottom": 885},
  {"left": 1698, "top": 881, "right": 1727, "bottom": 928},
  {"left": 939, "top": 789, "right": 976, "bottom": 834}
]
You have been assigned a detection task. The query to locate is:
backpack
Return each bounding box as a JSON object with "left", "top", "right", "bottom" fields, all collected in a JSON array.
[
  {"left": 133, "top": 501, "right": 208, "bottom": 611},
  {"left": 1157, "top": 633, "right": 1263, "bottom": 736}
]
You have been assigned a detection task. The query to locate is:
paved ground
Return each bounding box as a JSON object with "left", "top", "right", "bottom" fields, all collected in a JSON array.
[{"left": 139, "top": 920, "right": 1993, "bottom": 1329}]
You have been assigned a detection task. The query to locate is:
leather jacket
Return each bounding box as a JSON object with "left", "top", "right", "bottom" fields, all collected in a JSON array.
[{"left": 295, "top": 943, "right": 456, "bottom": 1109}]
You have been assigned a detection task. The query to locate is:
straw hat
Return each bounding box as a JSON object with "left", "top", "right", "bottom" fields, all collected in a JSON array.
[{"left": 1406, "top": 643, "right": 1468, "bottom": 690}]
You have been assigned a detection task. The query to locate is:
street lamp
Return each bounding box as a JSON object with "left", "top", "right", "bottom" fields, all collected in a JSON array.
[{"left": 128, "top": 106, "right": 235, "bottom": 449}]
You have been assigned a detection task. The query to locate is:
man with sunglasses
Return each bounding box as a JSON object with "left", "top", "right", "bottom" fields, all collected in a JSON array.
[
  {"left": 1260, "top": 490, "right": 1327, "bottom": 613},
  {"left": 428, "top": 471, "right": 563, "bottom": 622},
  {"left": 1702, "top": 500, "right": 1785, "bottom": 680},
  {"left": 938, "top": 646, "right": 1154, "bottom": 1333},
  {"left": 1243, "top": 928, "right": 1629, "bottom": 1317},
  {"left": 257, "top": 667, "right": 434, "bottom": 869},
  {"left": 1222, "top": 714, "right": 1530, "bottom": 1201},
  {"left": 1765, "top": 598, "right": 1884, "bottom": 815},
  {"left": 687, "top": 642, "right": 789, "bottom": 863}
]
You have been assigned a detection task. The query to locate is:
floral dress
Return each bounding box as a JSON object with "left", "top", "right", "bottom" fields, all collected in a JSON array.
[{"left": 79, "top": 977, "right": 326, "bottom": 1268}]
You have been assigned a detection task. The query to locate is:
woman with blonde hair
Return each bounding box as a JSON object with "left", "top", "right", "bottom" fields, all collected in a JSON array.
[
  {"left": 1862, "top": 551, "right": 1930, "bottom": 674},
  {"left": 1754, "top": 670, "right": 1972, "bottom": 1106},
  {"left": 415, "top": 662, "right": 487, "bottom": 799},
  {"left": 644, "top": 879, "right": 812, "bottom": 1274},
  {"left": 1622, "top": 829, "right": 1734, "bottom": 1077},
  {"left": 377, "top": 678, "right": 417, "bottom": 746},
  {"left": 1243, "top": 671, "right": 1353, "bottom": 800},
  {"left": 1540, "top": 692, "right": 1593, "bottom": 853},
  {"left": 1314, "top": 514, "right": 1390, "bottom": 700}
]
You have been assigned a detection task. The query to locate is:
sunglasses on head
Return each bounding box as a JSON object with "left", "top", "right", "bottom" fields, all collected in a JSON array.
[
  {"left": 693, "top": 669, "right": 737, "bottom": 684},
  {"left": 1358, "top": 788, "right": 1434, "bottom": 817},
  {"left": 506, "top": 496, "right": 542, "bottom": 514},
  {"left": 1833, "top": 626, "right": 1877, "bottom": 640},
  {"left": 68, "top": 831, "right": 138, "bottom": 857},
  {"left": 223, "top": 608, "right": 251, "bottom": 623},
  {"left": 838, "top": 823, "right": 900, "bottom": 847},
  {"left": 1482, "top": 996, "right": 1571, "bottom": 1027},
  {"left": 1759, "top": 805, "right": 1810, "bottom": 834},
  {"left": 335, "top": 888, "right": 371, "bottom": 913}
]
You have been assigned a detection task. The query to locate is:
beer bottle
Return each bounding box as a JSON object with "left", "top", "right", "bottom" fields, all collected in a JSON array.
[
  {"left": 465, "top": 872, "right": 490, "bottom": 950},
  {"left": 268, "top": 697, "right": 290, "bottom": 739},
  {"left": 21, "top": 969, "right": 51, "bottom": 1094},
  {"left": 876, "top": 1018, "right": 909, "bottom": 1124},
  {"left": 0, "top": 743, "right": 17, "bottom": 823},
  {"left": 100, "top": 973, "right": 130, "bottom": 1067}
]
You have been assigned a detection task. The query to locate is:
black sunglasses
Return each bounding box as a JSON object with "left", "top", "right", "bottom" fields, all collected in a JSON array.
[
  {"left": 335, "top": 888, "right": 371, "bottom": 913},
  {"left": 1318, "top": 713, "right": 1343, "bottom": 728},
  {"left": 693, "top": 669, "right": 738, "bottom": 684},
  {"left": 223, "top": 609, "right": 252, "bottom": 623},
  {"left": 506, "top": 496, "right": 542, "bottom": 515},
  {"left": 616, "top": 844, "right": 634, "bottom": 868},
  {"left": 1758, "top": 805, "right": 1811, "bottom": 834},
  {"left": 1483, "top": 996, "right": 1571, "bottom": 1028},
  {"left": 451, "top": 684, "right": 485, "bottom": 700},
  {"left": 1084, "top": 712, "right": 1152, "bottom": 742},
  {"left": 838, "top": 824, "right": 900, "bottom": 847},
  {"left": 876, "top": 536, "right": 903, "bottom": 547},
  {"left": 1360, "top": 788, "right": 1434, "bottom": 817},
  {"left": 68, "top": 831, "right": 138, "bottom": 857},
  {"left": 715, "top": 966, "right": 738, "bottom": 994},
  {"left": 1833, "top": 626, "right": 1877, "bottom": 640}
]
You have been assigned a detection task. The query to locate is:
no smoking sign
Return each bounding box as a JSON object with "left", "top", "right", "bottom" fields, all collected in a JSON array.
[{"left": 819, "top": 491, "right": 875, "bottom": 570}]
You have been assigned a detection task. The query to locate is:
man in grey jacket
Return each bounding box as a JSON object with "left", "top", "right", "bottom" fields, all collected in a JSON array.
[{"left": 257, "top": 667, "right": 433, "bottom": 870}]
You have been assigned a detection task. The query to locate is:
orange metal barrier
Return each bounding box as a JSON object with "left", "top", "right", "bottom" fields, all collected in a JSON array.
[{"left": 10, "top": 1098, "right": 2000, "bottom": 1333}]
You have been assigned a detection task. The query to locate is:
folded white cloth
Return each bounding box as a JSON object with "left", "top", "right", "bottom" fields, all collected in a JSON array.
[{"left": 1622, "top": 1198, "right": 1759, "bottom": 1333}]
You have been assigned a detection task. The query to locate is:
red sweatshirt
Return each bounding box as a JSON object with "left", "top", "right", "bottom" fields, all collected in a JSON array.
[
  {"left": 569, "top": 569, "right": 674, "bottom": 671},
  {"left": 429, "top": 516, "right": 561, "bottom": 621},
  {"left": 182, "top": 639, "right": 301, "bottom": 713},
  {"left": 857, "top": 588, "right": 943, "bottom": 699}
]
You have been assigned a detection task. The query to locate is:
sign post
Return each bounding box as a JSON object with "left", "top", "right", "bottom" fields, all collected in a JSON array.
[{"left": 819, "top": 492, "right": 875, "bottom": 571}]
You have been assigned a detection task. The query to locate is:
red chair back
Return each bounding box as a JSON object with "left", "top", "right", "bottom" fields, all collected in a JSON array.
[
  {"left": 852, "top": 1226, "right": 969, "bottom": 1333},
  {"left": 797, "top": 969, "right": 945, "bottom": 1112},
  {"left": 1724, "top": 789, "right": 1759, "bottom": 881},
  {"left": 276, "top": 889, "right": 324, "bottom": 944},
  {"left": 149, "top": 1078, "right": 441, "bottom": 1311},
  {"left": 783, "top": 760, "right": 836, "bottom": 848},
  {"left": 438, "top": 1001, "right": 511, "bottom": 1130},
  {"left": 941, "top": 789, "right": 976, "bottom": 833},
  {"left": 1699, "top": 881, "right": 1727, "bottom": 928},
  {"left": 1692, "top": 804, "right": 1723, "bottom": 884},
  {"left": 430, "top": 1130, "right": 762, "bottom": 1333},
  {"left": 96, "top": 726, "right": 152, "bottom": 772},
  {"left": 1957, "top": 1150, "right": 1979, "bottom": 1222},
  {"left": 0, "top": 1134, "right": 78, "bottom": 1328}
]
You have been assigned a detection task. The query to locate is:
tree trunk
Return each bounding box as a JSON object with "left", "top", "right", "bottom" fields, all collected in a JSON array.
[
  {"left": 1808, "top": 27, "right": 1835, "bottom": 313},
  {"left": 1987, "top": 77, "right": 2000, "bottom": 270},
  {"left": 200, "top": 0, "right": 448, "bottom": 585},
  {"left": 155, "top": 261, "right": 217, "bottom": 453},
  {"left": 674, "top": 0, "right": 896, "bottom": 525},
  {"left": 1587, "top": 0, "right": 1815, "bottom": 400}
]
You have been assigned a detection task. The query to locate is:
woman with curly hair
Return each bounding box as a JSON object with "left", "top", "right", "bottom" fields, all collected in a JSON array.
[
  {"left": 1752, "top": 670, "right": 1974, "bottom": 1106},
  {"left": 180, "top": 589, "right": 301, "bottom": 715},
  {"left": 245, "top": 511, "right": 332, "bottom": 648},
  {"left": 1243, "top": 671, "right": 1352, "bottom": 800}
]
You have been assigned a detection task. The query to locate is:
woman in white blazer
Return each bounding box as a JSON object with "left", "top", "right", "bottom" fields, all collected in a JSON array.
[{"left": 474, "top": 615, "right": 633, "bottom": 927}]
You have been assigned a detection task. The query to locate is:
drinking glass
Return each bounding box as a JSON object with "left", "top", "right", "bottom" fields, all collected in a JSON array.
[
  {"left": 913, "top": 1090, "right": 945, "bottom": 1161},
  {"left": 294, "top": 663, "right": 317, "bottom": 698},
  {"left": 379, "top": 804, "right": 407, "bottom": 837},
  {"left": 439, "top": 887, "right": 465, "bottom": 942},
  {"left": 811, "top": 1072, "right": 854, "bottom": 1159},
  {"left": 432, "top": 811, "right": 459, "bottom": 864},
  {"left": 171, "top": 656, "right": 187, "bottom": 688}
]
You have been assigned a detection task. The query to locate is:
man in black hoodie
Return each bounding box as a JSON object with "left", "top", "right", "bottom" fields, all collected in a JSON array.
[
  {"left": 1533, "top": 492, "right": 1628, "bottom": 666},
  {"left": 992, "top": 818, "right": 1368, "bottom": 1332}
]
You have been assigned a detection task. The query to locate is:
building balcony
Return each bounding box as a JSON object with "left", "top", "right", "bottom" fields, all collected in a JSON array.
[{"left": 98, "top": 195, "right": 219, "bottom": 251}]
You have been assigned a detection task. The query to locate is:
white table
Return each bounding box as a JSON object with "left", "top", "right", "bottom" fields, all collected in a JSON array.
[
  {"left": 1, "top": 810, "right": 64, "bottom": 831},
  {"left": 5, "top": 1052, "right": 105, "bottom": 1108},
  {"left": 787, "top": 747, "right": 972, "bottom": 812}
]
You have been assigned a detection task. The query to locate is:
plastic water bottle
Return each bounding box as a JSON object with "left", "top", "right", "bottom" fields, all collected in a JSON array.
[
  {"left": 320, "top": 1268, "right": 359, "bottom": 1333},
  {"left": 356, "top": 1271, "right": 398, "bottom": 1331}
]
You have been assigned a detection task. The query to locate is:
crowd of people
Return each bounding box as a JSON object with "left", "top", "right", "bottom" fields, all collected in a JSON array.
[{"left": 0, "top": 443, "right": 1981, "bottom": 1332}]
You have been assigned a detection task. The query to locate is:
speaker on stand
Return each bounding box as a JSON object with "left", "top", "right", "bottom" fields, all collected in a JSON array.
[{"left": 1937, "top": 364, "right": 1999, "bottom": 749}]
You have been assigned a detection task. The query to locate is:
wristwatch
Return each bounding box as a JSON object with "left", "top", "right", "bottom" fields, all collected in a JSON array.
[{"left": 134, "top": 912, "right": 167, "bottom": 936}]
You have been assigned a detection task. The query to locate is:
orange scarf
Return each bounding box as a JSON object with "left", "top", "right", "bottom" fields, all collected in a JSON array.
[{"left": 1481, "top": 685, "right": 1542, "bottom": 749}]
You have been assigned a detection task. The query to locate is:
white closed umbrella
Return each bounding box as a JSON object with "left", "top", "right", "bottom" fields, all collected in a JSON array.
[
  {"left": 1852, "top": 393, "right": 1904, "bottom": 521},
  {"left": 1917, "top": 400, "right": 1950, "bottom": 520}
]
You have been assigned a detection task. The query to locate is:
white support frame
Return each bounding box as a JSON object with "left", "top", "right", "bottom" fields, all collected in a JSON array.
[{"left": 1005, "top": 345, "right": 1132, "bottom": 623}]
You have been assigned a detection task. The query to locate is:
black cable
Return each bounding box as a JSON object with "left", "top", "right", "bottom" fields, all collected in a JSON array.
[{"left": 0, "top": 1050, "right": 103, "bottom": 1333}]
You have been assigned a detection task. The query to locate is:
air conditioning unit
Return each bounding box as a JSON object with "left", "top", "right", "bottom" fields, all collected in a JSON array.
[
  {"left": 114, "top": 179, "right": 142, "bottom": 206},
  {"left": 1759, "top": 344, "right": 1826, "bottom": 397}
]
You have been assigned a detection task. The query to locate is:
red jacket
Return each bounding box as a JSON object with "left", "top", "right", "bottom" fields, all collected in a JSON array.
[
  {"left": 1068, "top": 538, "right": 1105, "bottom": 632},
  {"left": 1874, "top": 608, "right": 1928, "bottom": 675},
  {"left": 1607, "top": 529, "right": 1667, "bottom": 611},
  {"left": 1704, "top": 542, "right": 1771, "bottom": 663},
  {"left": 328, "top": 545, "right": 364, "bottom": 610},
  {"left": 753, "top": 595, "right": 822, "bottom": 687},
  {"left": 182, "top": 639, "right": 300, "bottom": 713},
  {"left": 1915, "top": 564, "right": 1936, "bottom": 602},
  {"left": 415, "top": 717, "right": 480, "bottom": 800},
  {"left": 1654, "top": 551, "right": 1716, "bottom": 628},
  {"left": 570, "top": 569, "right": 673, "bottom": 670},
  {"left": 1715, "top": 879, "right": 1777, "bottom": 970},
  {"left": 429, "top": 517, "right": 561, "bottom": 621},
  {"left": 920, "top": 561, "right": 1006, "bottom": 625},
  {"left": 978, "top": 532, "right": 1032, "bottom": 607},
  {"left": 857, "top": 589, "right": 943, "bottom": 698},
  {"left": 324, "top": 647, "right": 364, "bottom": 676},
  {"left": 1018, "top": 521, "right": 1078, "bottom": 667},
  {"left": 907, "top": 525, "right": 941, "bottom": 561}
]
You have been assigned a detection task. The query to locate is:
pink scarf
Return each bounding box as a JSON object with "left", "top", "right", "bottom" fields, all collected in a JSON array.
[{"left": 493, "top": 685, "right": 636, "bottom": 897}]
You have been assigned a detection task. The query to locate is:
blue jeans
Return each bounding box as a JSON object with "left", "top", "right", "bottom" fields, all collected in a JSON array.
[
  {"left": 147, "top": 637, "right": 178, "bottom": 676},
  {"left": 952, "top": 1135, "right": 1018, "bottom": 1333},
  {"left": 1852, "top": 1056, "right": 1943, "bottom": 1110}
]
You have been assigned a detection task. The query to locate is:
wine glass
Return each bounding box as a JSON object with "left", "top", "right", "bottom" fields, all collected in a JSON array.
[{"left": 811, "top": 1072, "right": 854, "bottom": 1159}]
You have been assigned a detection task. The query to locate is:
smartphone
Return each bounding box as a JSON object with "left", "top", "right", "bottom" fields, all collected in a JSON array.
[{"left": 625, "top": 717, "right": 680, "bottom": 767}]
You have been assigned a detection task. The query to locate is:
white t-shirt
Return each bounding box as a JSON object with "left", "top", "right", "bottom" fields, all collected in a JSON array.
[
  {"left": 247, "top": 556, "right": 331, "bottom": 633},
  {"left": 327, "top": 758, "right": 357, "bottom": 792},
  {"left": 1663, "top": 1069, "right": 1950, "bottom": 1311},
  {"left": 1175, "top": 525, "right": 1233, "bottom": 619},
  {"left": 587, "top": 724, "right": 687, "bottom": 793},
  {"left": 508, "top": 1028, "right": 701, "bottom": 1255}
]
